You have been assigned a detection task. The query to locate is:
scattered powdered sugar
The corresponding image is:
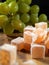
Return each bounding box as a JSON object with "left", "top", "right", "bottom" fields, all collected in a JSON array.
[
  {"left": 1, "top": 44, "right": 16, "bottom": 51},
  {"left": 24, "top": 25, "right": 36, "bottom": 32},
  {"left": 23, "top": 60, "right": 37, "bottom": 65},
  {"left": 11, "top": 37, "right": 24, "bottom": 44}
]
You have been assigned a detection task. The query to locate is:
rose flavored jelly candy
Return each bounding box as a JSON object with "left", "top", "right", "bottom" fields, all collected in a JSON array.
[
  {"left": 34, "top": 28, "right": 47, "bottom": 43},
  {"left": 35, "top": 22, "right": 47, "bottom": 30},
  {"left": 24, "top": 25, "right": 36, "bottom": 32},
  {"left": 44, "top": 36, "right": 49, "bottom": 49},
  {"left": 24, "top": 43, "right": 30, "bottom": 51},
  {"left": 24, "top": 31, "right": 38, "bottom": 44},
  {"left": 11, "top": 37, "right": 24, "bottom": 51},
  {"left": 31, "top": 44, "right": 45, "bottom": 59},
  {"left": 0, "top": 44, "right": 17, "bottom": 65}
]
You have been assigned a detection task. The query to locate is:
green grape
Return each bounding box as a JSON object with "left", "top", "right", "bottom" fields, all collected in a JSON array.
[
  {"left": 11, "top": 19, "right": 22, "bottom": 29},
  {"left": 3, "top": 22, "right": 14, "bottom": 35},
  {"left": 19, "top": 3, "right": 30, "bottom": 13},
  {"left": 31, "top": 14, "right": 38, "bottom": 17},
  {"left": 0, "top": 2, "right": 9, "bottom": 15},
  {"left": 0, "top": 15, "right": 8, "bottom": 27},
  {"left": 30, "top": 14, "right": 38, "bottom": 25},
  {"left": 15, "top": 14, "right": 20, "bottom": 20},
  {"left": 8, "top": 1, "right": 18, "bottom": 14},
  {"left": 39, "top": 14, "right": 47, "bottom": 22},
  {"left": 24, "top": 0, "right": 32, "bottom": 5},
  {"left": 19, "top": 0, "right": 32, "bottom": 5},
  {"left": 4, "top": 1, "right": 8, "bottom": 4},
  {"left": 19, "top": 22, "right": 25, "bottom": 32},
  {"left": 30, "top": 5, "right": 40, "bottom": 14},
  {"left": 48, "top": 23, "right": 49, "bottom": 27},
  {"left": 18, "top": 0, "right": 25, "bottom": 3},
  {"left": 12, "top": 14, "right": 20, "bottom": 20},
  {"left": 6, "top": 0, "right": 16, "bottom": 4},
  {"left": 11, "top": 19, "right": 25, "bottom": 32},
  {"left": 21, "top": 13, "right": 30, "bottom": 23}
]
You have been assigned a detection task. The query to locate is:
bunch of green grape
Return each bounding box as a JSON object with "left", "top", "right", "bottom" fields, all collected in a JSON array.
[{"left": 0, "top": 0, "right": 48, "bottom": 35}]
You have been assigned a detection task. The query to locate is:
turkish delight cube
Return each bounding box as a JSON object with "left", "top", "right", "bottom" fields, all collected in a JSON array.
[
  {"left": 24, "top": 31, "right": 38, "bottom": 44},
  {"left": 24, "top": 25, "right": 36, "bottom": 32},
  {"left": 0, "top": 44, "right": 17, "bottom": 65},
  {"left": 46, "top": 28, "right": 49, "bottom": 35},
  {"left": 34, "top": 28, "right": 47, "bottom": 43},
  {"left": 24, "top": 31, "right": 32, "bottom": 44},
  {"left": 35, "top": 22, "right": 47, "bottom": 30},
  {"left": 24, "top": 43, "right": 30, "bottom": 51},
  {"left": 31, "top": 44, "right": 45, "bottom": 59},
  {"left": 11, "top": 37, "right": 24, "bottom": 51},
  {"left": 45, "top": 37, "right": 49, "bottom": 49}
]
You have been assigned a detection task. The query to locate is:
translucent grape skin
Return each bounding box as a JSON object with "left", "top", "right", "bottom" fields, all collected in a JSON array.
[
  {"left": 19, "top": 0, "right": 32, "bottom": 5},
  {"left": 24, "top": 0, "right": 32, "bottom": 5},
  {"left": 8, "top": 1, "right": 18, "bottom": 14},
  {"left": 19, "top": 3, "right": 30, "bottom": 13},
  {"left": 48, "top": 23, "right": 49, "bottom": 27},
  {"left": 39, "top": 14, "right": 47, "bottom": 22},
  {"left": 0, "top": 15, "right": 8, "bottom": 27},
  {"left": 18, "top": 0, "right": 25, "bottom": 3},
  {"left": 3, "top": 22, "right": 14, "bottom": 35},
  {"left": 11, "top": 19, "right": 25, "bottom": 32},
  {"left": 11, "top": 19, "right": 21, "bottom": 29},
  {"left": 30, "top": 5, "right": 40, "bottom": 14},
  {"left": 12, "top": 14, "right": 20, "bottom": 20},
  {"left": 6, "top": 0, "right": 16, "bottom": 3},
  {"left": 30, "top": 14, "right": 38, "bottom": 25},
  {"left": 0, "top": 3, "right": 9, "bottom": 15},
  {"left": 21, "top": 13, "right": 30, "bottom": 23},
  {"left": 30, "top": 14, "right": 38, "bottom": 17},
  {"left": 18, "top": 22, "right": 26, "bottom": 32}
]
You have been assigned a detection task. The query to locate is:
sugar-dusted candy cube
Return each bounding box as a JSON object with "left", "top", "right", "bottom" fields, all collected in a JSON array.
[
  {"left": 0, "top": 44, "right": 17, "bottom": 65},
  {"left": 46, "top": 28, "right": 49, "bottom": 35},
  {"left": 45, "top": 37, "right": 49, "bottom": 49},
  {"left": 11, "top": 37, "right": 24, "bottom": 51},
  {"left": 46, "top": 28, "right": 49, "bottom": 32},
  {"left": 34, "top": 28, "right": 47, "bottom": 43},
  {"left": 23, "top": 60, "right": 37, "bottom": 65},
  {"left": 24, "top": 31, "right": 38, "bottom": 44},
  {"left": 35, "top": 22, "right": 47, "bottom": 30},
  {"left": 24, "top": 25, "right": 36, "bottom": 32},
  {"left": 45, "top": 47, "right": 48, "bottom": 56},
  {"left": 24, "top": 43, "right": 30, "bottom": 51},
  {"left": 24, "top": 31, "right": 32, "bottom": 44},
  {"left": 31, "top": 44, "right": 45, "bottom": 58}
]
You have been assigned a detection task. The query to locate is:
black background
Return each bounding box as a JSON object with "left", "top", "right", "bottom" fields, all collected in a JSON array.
[
  {"left": 31, "top": 0, "right": 49, "bottom": 20},
  {"left": 0, "top": 0, "right": 49, "bottom": 19}
]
